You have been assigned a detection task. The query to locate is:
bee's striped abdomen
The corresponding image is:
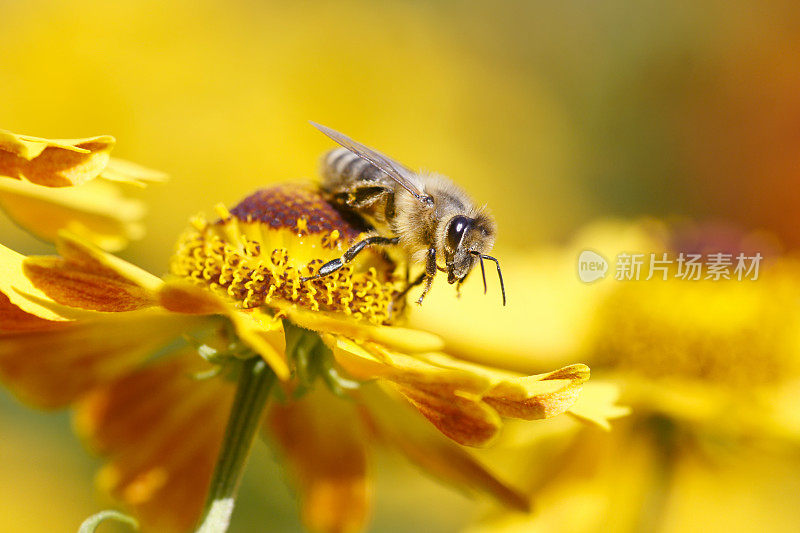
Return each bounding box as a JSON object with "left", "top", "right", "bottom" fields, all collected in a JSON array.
[{"left": 322, "top": 148, "right": 385, "bottom": 187}]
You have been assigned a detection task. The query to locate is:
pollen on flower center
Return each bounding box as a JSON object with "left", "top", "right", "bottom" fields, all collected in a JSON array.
[{"left": 169, "top": 184, "right": 402, "bottom": 325}]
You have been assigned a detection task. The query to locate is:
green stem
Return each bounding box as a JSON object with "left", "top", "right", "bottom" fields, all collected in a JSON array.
[{"left": 195, "top": 357, "right": 275, "bottom": 533}]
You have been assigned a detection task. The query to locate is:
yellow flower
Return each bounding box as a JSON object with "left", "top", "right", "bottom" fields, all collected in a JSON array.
[
  {"left": 414, "top": 220, "right": 800, "bottom": 533},
  {"left": 0, "top": 128, "right": 166, "bottom": 250},
  {"left": 0, "top": 183, "right": 596, "bottom": 533}
]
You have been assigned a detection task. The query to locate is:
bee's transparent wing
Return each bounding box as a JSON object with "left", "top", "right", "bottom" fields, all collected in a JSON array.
[{"left": 310, "top": 122, "right": 433, "bottom": 205}]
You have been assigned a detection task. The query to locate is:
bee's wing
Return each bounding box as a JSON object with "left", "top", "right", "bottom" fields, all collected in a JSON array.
[{"left": 311, "top": 122, "right": 433, "bottom": 205}]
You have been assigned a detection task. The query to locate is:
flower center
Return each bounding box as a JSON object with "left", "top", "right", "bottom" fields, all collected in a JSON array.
[{"left": 170, "top": 184, "right": 402, "bottom": 325}]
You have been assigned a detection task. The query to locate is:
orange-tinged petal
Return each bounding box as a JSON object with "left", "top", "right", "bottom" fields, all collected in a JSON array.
[
  {"left": 0, "top": 242, "right": 89, "bottom": 324},
  {"left": 408, "top": 352, "right": 590, "bottom": 421},
  {"left": 22, "top": 232, "right": 162, "bottom": 312},
  {"left": 328, "top": 338, "right": 501, "bottom": 446},
  {"left": 482, "top": 365, "right": 590, "bottom": 421},
  {"left": 53, "top": 231, "right": 162, "bottom": 291},
  {"left": 359, "top": 383, "right": 530, "bottom": 512},
  {"left": 395, "top": 384, "right": 503, "bottom": 447},
  {"left": 23, "top": 257, "right": 156, "bottom": 312},
  {"left": 266, "top": 387, "right": 370, "bottom": 533},
  {"left": 0, "top": 292, "right": 63, "bottom": 332},
  {"left": 0, "top": 309, "right": 205, "bottom": 408},
  {"left": 74, "top": 350, "right": 234, "bottom": 533},
  {"left": 330, "top": 337, "right": 588, "bottom": 445},
  {"left": 157, "top": 281, "right": 229, "bottom": 315},
  {"left": 0, "top": 130, "right": 114, "bottom": 187},
  {"left": 0, "top": 178, "right": 145, "bottom": 251}
]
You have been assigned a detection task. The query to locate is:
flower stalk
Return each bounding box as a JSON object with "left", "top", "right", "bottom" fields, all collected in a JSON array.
[{"left": 195, "top": 356, "right": 275, "bottom": 533}]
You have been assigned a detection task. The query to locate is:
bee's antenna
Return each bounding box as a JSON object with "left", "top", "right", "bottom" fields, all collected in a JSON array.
[
  {"left": 476, "top": 254, "right": 488, "bottom": 294},
  {"left": 471, "top": 252, "right": 506, "bottom": 305}
]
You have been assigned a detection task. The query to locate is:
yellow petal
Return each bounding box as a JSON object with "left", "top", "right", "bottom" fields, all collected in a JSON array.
[
  {"left": 285, "top": 306, "right": 444, "bottom": 353},
  {"left": 74, "top": 349, "right": 234, "bottom": 533},
  {"left": 0, "top": 178, "right": 145, "bottom": 251},
  {"left": 21, "top": 231, "right": 162, "bottom": 312},
  {"left": 266, "top": 387, "right": 370, "bottom": 533},
  {"left": 0, "top": 309, "right": 205, "bottom": 408},
  {"left": 359, "top": 383, "right": 530, "bottom": 512},
  {"left": 566, "top": 381, "right": 631, "bottom": 430},
  {"left": 0, "top": 130, "right": 114, "bottom": 187},
  {"left": 328, "top": 336, "right": 489, "bottom": 392},
  {"left": 101, "top": 157, "right": 169, "bottom": 186}
]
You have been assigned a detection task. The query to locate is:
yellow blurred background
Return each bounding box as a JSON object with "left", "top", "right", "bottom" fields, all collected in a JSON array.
[{"left": 2, "top": 0, "right": 800, "bottom": 531}]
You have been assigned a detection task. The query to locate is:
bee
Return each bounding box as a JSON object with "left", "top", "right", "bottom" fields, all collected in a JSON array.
[{"left": 301, "top": 122, "right": 505, "bottom": 307}]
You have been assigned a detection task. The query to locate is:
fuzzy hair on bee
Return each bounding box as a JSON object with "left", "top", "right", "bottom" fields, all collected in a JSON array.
[{"left": 302, "top": 122, "right": 505, "bottom": 307}]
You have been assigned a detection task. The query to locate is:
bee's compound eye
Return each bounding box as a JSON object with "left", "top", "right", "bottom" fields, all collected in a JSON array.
[{"left": 446, "top": 216, "right": 472, "bottom": 251}]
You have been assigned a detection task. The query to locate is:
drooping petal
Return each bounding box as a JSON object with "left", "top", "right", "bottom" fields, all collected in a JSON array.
[
  {"left": 358, "top": 383, "right": 530, "bottom": 512},
  {"left": 22, "top": 231, "right": 162, "bottom": 312},
  {"left": 329, "top": 337, "right": 588, "bottom": 446},
  {"left": 0, "top": 309, "right": 205, "bottom": 408},
  {"left": 0, "top": 130, "right": 114, "bottom": 187},
  {"left": 328, "top": 337, "right": 500, "bottom": 444},
  {"left": 228, "top": 309, "right": 289, "bottom": 380},
  {"left": 266, "top": 387, "right": 371, "bottom": 533},
  {"left": 0, "top": 178, "right": 145, "bottom": 251},
  {"left": 74, "top": 350, "right": 234, "bottom": 533},
  {"left": 394, "top": 383, "right": 503, "bottom": 447}
]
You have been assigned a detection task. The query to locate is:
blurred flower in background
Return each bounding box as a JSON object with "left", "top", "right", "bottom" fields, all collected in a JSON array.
[
  {"left": 413, "top": 220, "right": 800, "bottom": 533},
  {"left": 0, "top": 128, "right": 164, "bottom": 251},
  {"left": 2, "top": 0, "right": 800, "bottom": 531}
]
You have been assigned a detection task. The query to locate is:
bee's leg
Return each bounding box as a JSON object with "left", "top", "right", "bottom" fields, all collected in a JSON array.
[
  {"left": 394, "top": 272, "right": 426, "bottom": 303},
  {"left": 329, "top": 183, "right": 390, "bottom": 209},
  {"left": 416, "top": 247, "right": 437, "bottom": 305},
  {"left": 349, "top": 186, "right": 389, "bottom": 209},
  {"left": 300, "top": 236, "right": 400, "bottom": 282}
]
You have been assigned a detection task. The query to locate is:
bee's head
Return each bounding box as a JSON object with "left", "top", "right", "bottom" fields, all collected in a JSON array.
[{"left": 441, "top": 212, "right": 505, "bottom": 305}]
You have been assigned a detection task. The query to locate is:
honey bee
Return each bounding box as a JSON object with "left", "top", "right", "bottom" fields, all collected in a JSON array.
[{"left": 301, "top": 122, "right": 505, "bottom": 306}]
